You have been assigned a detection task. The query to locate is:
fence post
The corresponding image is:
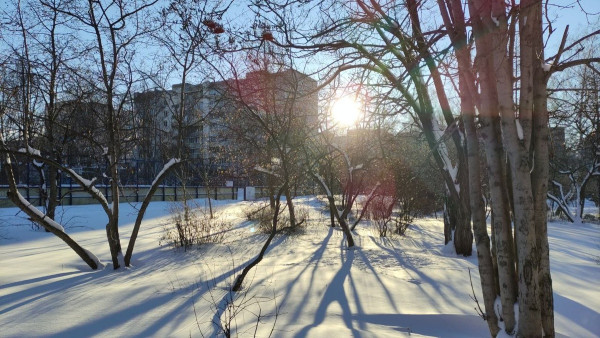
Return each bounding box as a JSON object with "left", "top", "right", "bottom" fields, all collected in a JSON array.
[
  {"left": 244, "top": 186, "right": 247, "bottom": 201},
  {"left": 58, "top": 183, "right": 62, "bottom": 206},
  {"left": 214, "top": 187, "right": 217, "bottom": 200},
  {"left": 196, "top": 186, "right": 199, "bottom": 199},
  {"left": 69, "top": 179, "right": 73, "bottom": 205},
  {"left": 162, "top": 185, "right": 165, "bottom": 201},
  {"left": 174, "top": 185, "right": 177, "bottom": 201},
  {"left": 231, "top": 187, "right": 235, "bottom": 200}
]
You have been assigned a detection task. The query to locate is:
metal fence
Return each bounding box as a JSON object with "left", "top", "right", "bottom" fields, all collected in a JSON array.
[{"left": 0, "top": 184, "right": 269, "bottom": 208}]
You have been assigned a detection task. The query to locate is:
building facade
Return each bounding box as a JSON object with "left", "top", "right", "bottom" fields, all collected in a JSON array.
[{"left": 133, "top": 69, "right": 318, "bottom": 185}]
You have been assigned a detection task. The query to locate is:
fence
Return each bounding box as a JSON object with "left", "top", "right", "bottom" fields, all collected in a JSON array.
[{"left": 0, "top": 184, "right": 270, "bottom": 208}]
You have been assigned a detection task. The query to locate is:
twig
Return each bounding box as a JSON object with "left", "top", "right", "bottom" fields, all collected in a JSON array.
[{"left": 468, "top": 268, "right": 487, "bottom": 320}]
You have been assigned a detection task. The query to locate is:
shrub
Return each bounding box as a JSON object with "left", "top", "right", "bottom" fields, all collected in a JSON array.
[
  {"left": 244, "top": 203, "right": 274, "bottom": 233},
  {"left": 244, "top": 202, "right": 308, "bottom": 235},
  {"left": 161, "top": 202, "right": 228, "bottom": 250},
  {"left": 367, "top": 195, "right": 410, "bottom": 237}
]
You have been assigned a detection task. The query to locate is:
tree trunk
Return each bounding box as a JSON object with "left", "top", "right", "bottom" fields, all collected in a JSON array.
[
  {"left": 463, "top": 85, "right": 500, "bottom": 335},
  {"left": 327, "top": 195, "right": 355, "bottom": 247},
  {"left": 47, "top": 166, "right": 60, "bottom": 220},
  {"left": 443, "top": 195, "right": 454, "bottom": 245},
  {"left": 107, "top": 155, "right": 122, "bottom": 269},
  {"left": 488, "top": 0, "right": 542, "bottom": 333},
  {"left": 125, "top": 159, "right": 179, "bottom": 266},
  {"left": 531, "top": 2, "right": 554, "bottom": 334},
  {"left": 469, "top": 0, "right": 518, "bottom": 331},
  {"left": 233, "top": 188, "right": 283, "bottom": 291},
  {"left": 329, "top": 201, "right": 336, "bottom": 227},
  {"left": 284, "top": 186, "right": 297, "bottom": 228},
  {"left": 407, "top": 0, "right": 472, "bottom": 256},
  {"left": 2, "top": 152, "right": 99, "bottom": 270}
]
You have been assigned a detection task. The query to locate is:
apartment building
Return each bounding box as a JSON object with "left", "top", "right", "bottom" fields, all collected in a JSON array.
[{"left": 133, "top": 69, "right": 318, "bottom": 184}]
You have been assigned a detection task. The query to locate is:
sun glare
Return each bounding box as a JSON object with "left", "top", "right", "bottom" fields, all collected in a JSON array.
[{"left": 331, "top": 96, "right": 361, "bottom": 128}]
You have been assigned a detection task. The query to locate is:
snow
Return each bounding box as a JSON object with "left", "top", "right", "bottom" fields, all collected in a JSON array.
[
  {"left": 65, "top": 168, "right": 95, "bottom": 187},
  {"left": 17, "top": 145, "right": 41, "bottom": 157},
  {"left": 515, "top": 118, "right": 524, "bottom": 140},
  {"left": 0, "top": 197, "right": 598, "bottom": 337},
  {"left": 151, "top": 158, "right": 181, "bottom": 186},
  {"left": 254, "top": 165, "right": 280, "bottom": 177},
  {"left": 491, "top": 16, "right": 500, "bottom": 27},
  {"left": 432, "top": 120, "right": 460, "bottom": 194},
  {"left": 350, "top": 163, "right": 364, "bottom": 175},
  {"left": 83, "top": 248, "right": 103, "bottom": 268},
  {"left": 314, "top": 173, "right": 333, "bottom": 197},
  {"left": 542, "top": 62, "right": 553, "bottom": 72}
]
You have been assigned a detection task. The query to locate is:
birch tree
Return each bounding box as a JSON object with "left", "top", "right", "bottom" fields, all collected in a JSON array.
[{"left": 436, "top": 0, "right": 597, "bottom": 335}]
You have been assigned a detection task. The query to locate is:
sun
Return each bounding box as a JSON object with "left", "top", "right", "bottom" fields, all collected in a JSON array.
[{"left": 331, "top": 96, "right": 361, "bottom": 128}]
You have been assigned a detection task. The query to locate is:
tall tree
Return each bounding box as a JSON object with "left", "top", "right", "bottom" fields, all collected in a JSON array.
[{"left": 250, "top": 0, "right": 474, "bottom": 255}]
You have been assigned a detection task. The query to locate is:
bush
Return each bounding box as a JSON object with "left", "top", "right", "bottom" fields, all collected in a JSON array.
[
  {"left": 366, "top": 195, "right": 410, "bottom": 237},
  {"left": 244, "top": 203, "right": 274, "bottom": 233},
  {"left": 161, "top": 202, "right": 228, "bottom": 250},
  {"left": 244, "top": 202, "right": 308, "bottom": 235}
]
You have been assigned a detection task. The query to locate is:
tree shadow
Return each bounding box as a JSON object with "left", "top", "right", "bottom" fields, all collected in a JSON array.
[
  {"left": 207, "top": 234, "right": 287, "bottom": 336},
  {"left": 293, "top": 245, "right": 360, "bottom": 337}
]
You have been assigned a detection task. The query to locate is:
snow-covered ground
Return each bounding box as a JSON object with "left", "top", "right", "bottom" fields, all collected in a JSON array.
[{"left": 1, "top": 197, "right": 599, "bottom": 337}]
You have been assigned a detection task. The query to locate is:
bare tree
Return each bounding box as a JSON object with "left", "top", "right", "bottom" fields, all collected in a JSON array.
[
  {"left": 249, "top": 0, "right": 474, "bottom": 256},
  {"left": 0, "top": 0, "right": 182, "bottom": 270},
  {"left": 548, "top": 58, "right": 600, "bottom": 223}
]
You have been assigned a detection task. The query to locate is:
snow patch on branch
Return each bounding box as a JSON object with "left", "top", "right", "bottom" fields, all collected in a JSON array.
[
  {"left": 433, "top": 120, "right": 459, "bottom": 194},
  {"left": 314, "top": 173, "right": 341, "bottom": 220},
  {"left": 64, "top": 168, "right": 108, "bottom": 207},
  {"left": 349, "top": 163, "right": 363, "bottom": 175},
  {"left": 515, "top": 119, "right": 524, "bottom": 140},
  {"left": 151, "top": 158, "right": 181, "bottom": 186},
  {"left": 65, "top": 168, "right": 95, "bottom": 187},
  {"left": 542, "top": 62, "right": 553, "bottom": 72},
  {"left": 83, "top": 249, "right": 103, "bottom": 268},
  {"left": 491, "top": 16, "right": 500, "bottom": 27},
  {"left": 16, "top": 192, "right": 65, "bottom": 232},
  {"left": 364, "top": 181, "right": 381, "bottom": 202},
  {"left": 314, "top": 173, "right": 332, "bottom": 198},
  {"left": 255, "top": 166, "right": 279, "bottom": 178},
  {"left": 18, "top": 145, "right": 41, "bottom": 156}
]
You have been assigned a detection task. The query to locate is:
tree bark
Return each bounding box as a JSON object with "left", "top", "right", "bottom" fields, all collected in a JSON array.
[
  {"left": 462, "top": 80, "right": 500, "bottom": 335},
  {"left": 531, "top": 2, "right": 554, "bottom": 334},
  {"left": 481, "top": 0, "right": 543, "bottom": 334},
  {"left": 469, "top": 0, "right": 518, "bottom": 332},
  {"left": 124, "top": 159, "right": 180, "bottom": 266}
]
